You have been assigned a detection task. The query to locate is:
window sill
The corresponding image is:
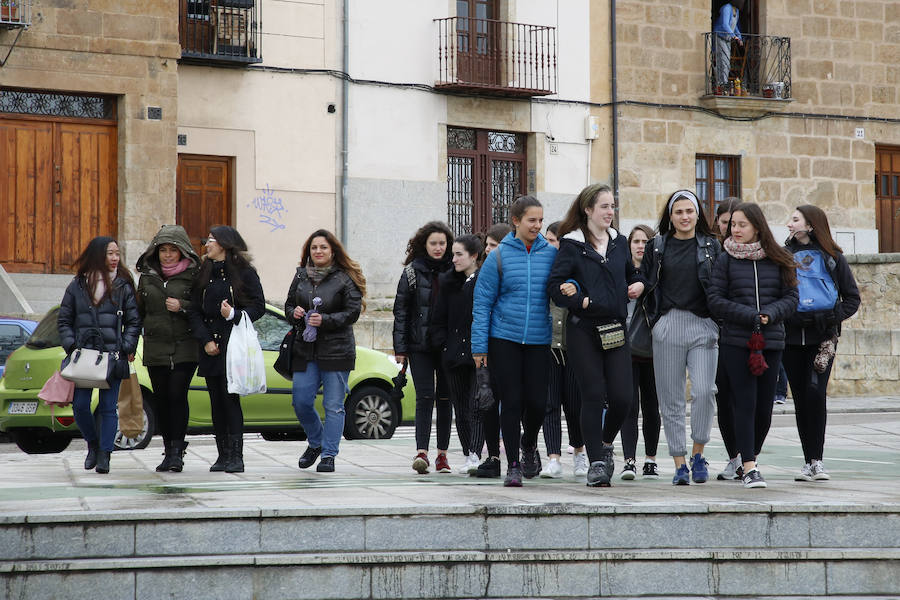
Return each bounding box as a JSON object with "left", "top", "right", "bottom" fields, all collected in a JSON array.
[{"left": 699, "top": 95, "right": 793, "bottom": 118}]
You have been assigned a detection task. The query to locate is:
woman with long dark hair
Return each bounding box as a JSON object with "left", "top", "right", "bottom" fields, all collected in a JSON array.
[
  {"left": 640, "top": 190, "right": 722, "bottom": 485},
  {"left": 58, "top": 236, "right": 141, "bottom": 474},
  {"left": 708, "top": 202, "right": 798, "bottom": 488},
  {"left": 286, "top": 229, "right": 365, "bottom": 473},
  {"left": 548, "top": 184, "right": 644, "bottom": 487},
  {"left": 393, "top": 221, "right": 454, "bottom": 474},
  {"left": 188, "top": 225, "right": 265, "bottom": 473},
  {"left": 784, "top": 205, "right": 860, "bottom": 482},
  {"left": 136, "top": 225, "right": 201, "bottom": 472}
]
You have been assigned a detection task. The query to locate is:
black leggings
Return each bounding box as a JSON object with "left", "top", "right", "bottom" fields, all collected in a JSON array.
[
  {"left": 566, "top": 325, "right": 633, "bottom": 463},
  {"left": 446, "top": 365, "right": 484, "bottom": 458},
  {"left": 782, "top": 343, "right": 833, "bottom": 463},
  {"left": 205, "top": 375, "right": 244, "bottom": 438},
  {"left": 488, "top": 338, "right": 549, "bottom": 466},
  {"left": 720, "top": 345, "right": 781, "bottom": 463},
  {"left": 148, "top": 363, "right": 197, "bottom": 444},
  {"left": 542, "top": 349, "right": 583, "bottom": 455},
  {"left": 409, "top": 350, "right": 451, "bottom": 451},
  {"left": 715, "top": 351, "right": 739, "bottom": 459},
  {"left": 620, "top": 358, "right": 660, "bottom": 460}
]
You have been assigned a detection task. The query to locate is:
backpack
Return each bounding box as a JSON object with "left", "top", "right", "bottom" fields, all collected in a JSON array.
[{"left": 793, "top": 248, "right": 838, "bottom": 313}]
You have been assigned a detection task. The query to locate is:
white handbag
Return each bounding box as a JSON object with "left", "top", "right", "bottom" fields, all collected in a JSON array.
[{"left": 60, "top": 347, "right": 112, "bottom": 389}]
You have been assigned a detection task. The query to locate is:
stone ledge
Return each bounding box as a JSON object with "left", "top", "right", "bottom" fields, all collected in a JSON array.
[{"left": 698, "top": 94, "right": 793, "bottom": 117}]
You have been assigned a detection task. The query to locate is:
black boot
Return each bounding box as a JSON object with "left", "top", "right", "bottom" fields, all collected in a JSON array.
[
  {"left": 224, "top": 434, "right": 244, "bottom": 473},
  {"left": 95, "top": 450, "right": 111, "bottom": 474},
  {"left": 210, "top": 436, "right": 228, "bottom": 472},
  {"left": 168, "top": 441, "right": 189, "bottom": 472},
  {"left": 156, "top": 440, "right": 174, "bottom": 472},
  {"left": 84, "top": 440, "right": 99, "bottom": 470}
]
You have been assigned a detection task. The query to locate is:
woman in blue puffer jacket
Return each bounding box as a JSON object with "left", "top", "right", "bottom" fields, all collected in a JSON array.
[{"left": 472, "top": 196, "right": 557, "bottom": 487}]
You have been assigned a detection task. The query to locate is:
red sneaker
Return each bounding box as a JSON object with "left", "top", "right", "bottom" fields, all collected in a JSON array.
[
  {"left": 412, "top": 452, "right": 430, "bottom": 474},
  {"left": 435, "top": 454, "right": 451, "bottom": 473}
]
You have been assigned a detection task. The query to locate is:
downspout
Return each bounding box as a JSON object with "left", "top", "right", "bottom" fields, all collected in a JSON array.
[
  {"left": 610, "top": 0, "right": 620, "bottom": 218},
  {"left": 339, "top": 0, "right": 349, "bottom": 244}
]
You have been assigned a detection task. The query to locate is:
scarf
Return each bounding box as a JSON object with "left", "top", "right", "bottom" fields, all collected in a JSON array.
[
  {"left": 91, "top": 268, "right": 119, "bottom": 304},
  {"left": 306, "top": 264, "right": 332, "bottom": 286},
  {"left": 162, "top": 258, "right": 191, "bottom": 279},
  {"left": 724, "top": 236, "right": 766, "bottom": 261}
]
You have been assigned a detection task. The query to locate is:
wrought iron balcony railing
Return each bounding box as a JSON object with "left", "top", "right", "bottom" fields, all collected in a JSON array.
[
  {"left": 435, "top": 17, "right": 556, "bottom": 98},
  {"left": 0, "top": 0, "right": 31, "bottom": 28},
  {"left": 179, "top": 0, "right": 261, "bottom": 65},
  {"left": 704, "top": 32, "right": 791, "bottom": 99}
]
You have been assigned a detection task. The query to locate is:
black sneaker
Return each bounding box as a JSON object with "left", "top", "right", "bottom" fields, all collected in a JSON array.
[
  {"left": 316, "top": 456, "right": 335, "bottom": 472},
  {"left": 587, "top": 461, "right": 610, "bottom": 487},
  {"left": 620, "top": 459, "right": 637, "bottom": 480},
  {"left": 642, "top": 461, "right": 659, "bottom": 479},
  {"left": 472, "top": 456, "right": 501, "bottom": 478},
  {"left": 298, "top": 446, "right": 322, "bottom": 469},
  {"left": 742, "top": 468, "right": 767, "bottom": 489},
  {"left": 521, "top": 446, "right": 542, "bottom": 479},
  {"left": 504, "top": 463, "right": 524, "bottom": 487}
]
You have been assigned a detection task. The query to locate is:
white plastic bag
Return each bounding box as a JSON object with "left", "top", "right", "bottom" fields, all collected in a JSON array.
[{"left": 226, "top": 311, "right": 267, "bottom": 395}]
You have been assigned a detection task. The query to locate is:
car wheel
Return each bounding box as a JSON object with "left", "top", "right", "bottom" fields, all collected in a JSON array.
[
  {"left": 344, "top": 385, "right": 398, "bottom": 440},
  {"left": 10, "top": 430, "right": 72, "bottom": 454},
  {"left": 100, "top": 389, "right": 156, "bottom": 451}
]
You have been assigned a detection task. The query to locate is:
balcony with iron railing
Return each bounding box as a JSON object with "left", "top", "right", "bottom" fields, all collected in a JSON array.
[
  {"left": 179, "top": 0, "right": 261, "bottom": 65},
  {"left": 434, "top": 17, "right": 556, "bottom": 98},
  {"left": 701, "top": 32, "right": 792, "bottom": 116}
]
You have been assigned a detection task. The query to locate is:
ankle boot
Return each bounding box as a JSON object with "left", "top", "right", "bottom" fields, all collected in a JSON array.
[
  {"left": 224, "top": 434, "right": 244, "bottom": 473},
  {"left": 95, "top": 450, "right": 111, "bottom": 474},
  {"left": 156, "top": 440, "right": 174, "bottom": 472},
  {"left": 169, "top": 441, "right": 189, "bottom": 473},
  {"left": 210, "top": 436, "right": 228, "bottom": 472},
  {"left": 84, "top": 440, "right": 99, "bottom": 470}
]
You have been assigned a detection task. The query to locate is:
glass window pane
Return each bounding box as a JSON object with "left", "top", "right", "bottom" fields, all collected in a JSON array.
[
  {"left": 714, "top": 159, "right": 728, "bottom": 180},
  {"left": 893, "top": 175, "right": 899, "bottom": 197},
  {"left": 883, "top": 175, "right": 890, "bottom": 196},
  {"left": 457, "top": 0, "right": 468, "bottom": 17},
  {"left": 695, "top": 158, "right": 707, "bottom": 180},
  {"left": 696, "top": 181, "right": 708, "bottom": 202}
]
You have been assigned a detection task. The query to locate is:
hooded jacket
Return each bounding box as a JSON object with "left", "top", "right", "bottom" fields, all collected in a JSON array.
[{"left": 136, "top": 225, "right": 202, "bottom": 367}]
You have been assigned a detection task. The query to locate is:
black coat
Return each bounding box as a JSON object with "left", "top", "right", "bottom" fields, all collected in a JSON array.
[
  {"left": 783, "top": 238, "right": 860, "bottom": 346},
  {"left": 187, "top": 260, "right": 266, "bottom": 377},
  {"left": 58, "top": 276, "right": 142, "bottom": 379},
  {"left": 707, "top": 253, "right": 798, "bottom": 350},
  {"left": 547, "top": 228, "right": 643, "bottom": 326},
  {"left": 430, "top": 268, "right": 478, "bottom": 369},
  {"left": 392, "top": 257, "right": 451, "bottom": 354},
  {"left": 284, "top": 266, "right": 362, "bottom": 372}
]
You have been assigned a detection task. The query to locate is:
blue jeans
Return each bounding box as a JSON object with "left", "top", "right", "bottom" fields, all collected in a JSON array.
[
  {"left": 72, "top": 379, "right": 122, "bottom": 452},
  {"left": 291, "top": 364, "right": 348, "bottom": 458}
]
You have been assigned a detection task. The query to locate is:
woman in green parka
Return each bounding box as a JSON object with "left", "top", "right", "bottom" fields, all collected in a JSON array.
[{"left": 136, "top": 225, "right": 201, "bottom": 472}]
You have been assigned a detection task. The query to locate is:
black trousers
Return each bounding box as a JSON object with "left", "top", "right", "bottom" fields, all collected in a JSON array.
[
  {"left": 620, "top": 357, "right": 660, "bottom": 460},
  {"left": 715, "top": 351, "right": 739, "bottom": 459},
  {"left": 566, "top": 325, "right": 633, "bottom": 463},
  {"left": 542, "top": 349, "right": 583, "bottom": 455},
  {"left": 148, "top": 363, "right": 197, "bottom": 444},
  {"left": 409, "top": 350, "right": 451, "bottom": 451},
  {"left": 488, "top": 338, "right": 549, "bottom": 466},
  {"left": 720, "top": 345, "right": 782, "bottom": 463},
  {"left": 205, "top": 375, "right": 244, "bottom": 438},
  {"left": 782, "top": 343, "right": 834, "bottom": 463},
  {"left": 446, "top": 365, "right": 484, "bottom": 458}
]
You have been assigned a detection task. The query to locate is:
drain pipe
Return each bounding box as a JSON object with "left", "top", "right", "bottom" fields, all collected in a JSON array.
[
  {"left": 339, "top": 0, "right": 349, "bottom": 244},
  {"left": 610, "top": 0, "right": 620, "bottom": 215}
]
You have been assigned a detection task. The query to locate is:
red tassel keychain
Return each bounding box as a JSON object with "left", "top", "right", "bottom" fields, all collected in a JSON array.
[{"left": 747, "top": 324, "right": 769, "bottom": 376}]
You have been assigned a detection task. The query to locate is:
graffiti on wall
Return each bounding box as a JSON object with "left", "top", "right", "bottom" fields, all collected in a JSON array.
[{"left": 249, "top": 184, "right": 287, "bottom": 232}]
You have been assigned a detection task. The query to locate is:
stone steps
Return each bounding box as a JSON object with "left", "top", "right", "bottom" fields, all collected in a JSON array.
[{"left": 2, "top": 503, "right": 899, "bottom": 599}]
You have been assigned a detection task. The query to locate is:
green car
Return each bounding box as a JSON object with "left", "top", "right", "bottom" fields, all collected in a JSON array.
[{"left": 0, "top": 305, "right": 415, "bottom": 454}]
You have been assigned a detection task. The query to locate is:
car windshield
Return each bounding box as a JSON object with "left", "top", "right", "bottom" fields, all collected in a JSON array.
[{"left": 26, "top": 308, "right": 62, "bottom": 349}]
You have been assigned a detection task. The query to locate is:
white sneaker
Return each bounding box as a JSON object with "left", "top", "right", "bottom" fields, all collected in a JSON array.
[
  {"left": 794, "top": 462, "right": 814, "bottom": 482},
  {"left": 573, "top": 451, "right": 589, "bottom": 477},
  {"left": 458, "top": 454, "right": 480, "bottom": 474},
  {"left": 540, "top": 457, "right": 563, "bottom": 478},
  {"left": 566, "top": 445, "right": 575, "bottom": 455},
  {"left": 811, "top": 459, "right": 831, "bottom": 481}
]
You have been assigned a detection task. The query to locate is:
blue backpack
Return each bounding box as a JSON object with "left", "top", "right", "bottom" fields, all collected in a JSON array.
[{"left": 793, "top": 249, "right": 838, "bottom": 312}]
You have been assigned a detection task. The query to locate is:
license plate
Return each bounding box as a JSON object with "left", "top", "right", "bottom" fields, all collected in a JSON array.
[{"left": 7, "top": 401, "right": 38, "bottom": 415}]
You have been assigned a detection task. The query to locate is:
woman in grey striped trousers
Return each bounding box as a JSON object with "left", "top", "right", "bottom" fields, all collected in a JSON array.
[{"left": 640, "top": 190, "right": 722, "bottom": 486}]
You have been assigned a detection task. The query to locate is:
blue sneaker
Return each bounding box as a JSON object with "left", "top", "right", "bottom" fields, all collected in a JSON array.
[
  {"left": 690, "top": 453, "right": 709, "bottom": 483},
  {"left": 672, "top": 464, "right": 690, "bottom": 485}
]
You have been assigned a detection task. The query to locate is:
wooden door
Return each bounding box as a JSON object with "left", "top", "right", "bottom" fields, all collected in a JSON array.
[
  {"left": 876, "top": 146, "right": 900, "bottom": 253},
  {"left": 456, "top": 0, "right": 499, "bottom": 85},
  {"left": 176, "top": 154, "right": 231, "bottom": 257}
]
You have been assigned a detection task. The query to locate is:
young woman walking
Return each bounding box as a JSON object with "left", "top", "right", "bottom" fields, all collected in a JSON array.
[
  {"left": 58, "top": 237, "right": 141, "bottom": 474},
  {"left": 541, "top": 221, "right": 586, "bottom": 479},
  {"left": 641, "top": 190, "right": 722, "bottom": 485},
  {"left": 619, "top": 224, "right": 661, "bottom": 480},
  {"left": 136, "top": 225, "right": 201, "bottom": 472},
  {"left": 431, "top": 234, "right": 486, "bottom": 474},
  {"left": 548, "top": 184, "right": 644, "bottom": 487},
  {"left": 472, "top": 196, "right": 556, "bottom": 487},
  {"left": 784, "top": 205, "right": 860, "bottom": 482},
  {"left": 708, "top": 203, "right": 798, "bottom": 488},
  {"left": 188, "top": 226, "right": 265, "bottom": 473},
  {"left": 393, "top": 221, "right": 454, "bottom": 474},
  {"left": 286, "top": 229, "right": 365, "bottom": 473}
]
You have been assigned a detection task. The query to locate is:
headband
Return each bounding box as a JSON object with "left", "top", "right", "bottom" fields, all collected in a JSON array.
[{"left": 668, "top": 191, "right": 700, "bottom": 215}]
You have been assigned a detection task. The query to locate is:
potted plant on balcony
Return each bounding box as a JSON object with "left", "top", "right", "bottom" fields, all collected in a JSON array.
[{"left": 1, "top": 0, "right": 19, "bottom": 23}]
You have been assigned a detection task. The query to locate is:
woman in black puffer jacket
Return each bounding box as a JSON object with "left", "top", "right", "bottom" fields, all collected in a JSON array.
[
  {"left": 285, "top": 229, "right": 364, "bottom": 473},
  {"left": 392, "top": 221, "right": 454, "bottom": 475},
  {"left": 58, "top": 236, "right": 141, "bottom": 475},
  {"left": 708, "top": 202, "right": 798, "bottom": 489}
]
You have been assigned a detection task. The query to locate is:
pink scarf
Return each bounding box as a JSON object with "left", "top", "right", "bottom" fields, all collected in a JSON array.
[
  {"left": 162, "top": 258, "right": 191, "bottom": 279},
  {"left": 724, "top": 236, "right": 766, "bottom": 261}
]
